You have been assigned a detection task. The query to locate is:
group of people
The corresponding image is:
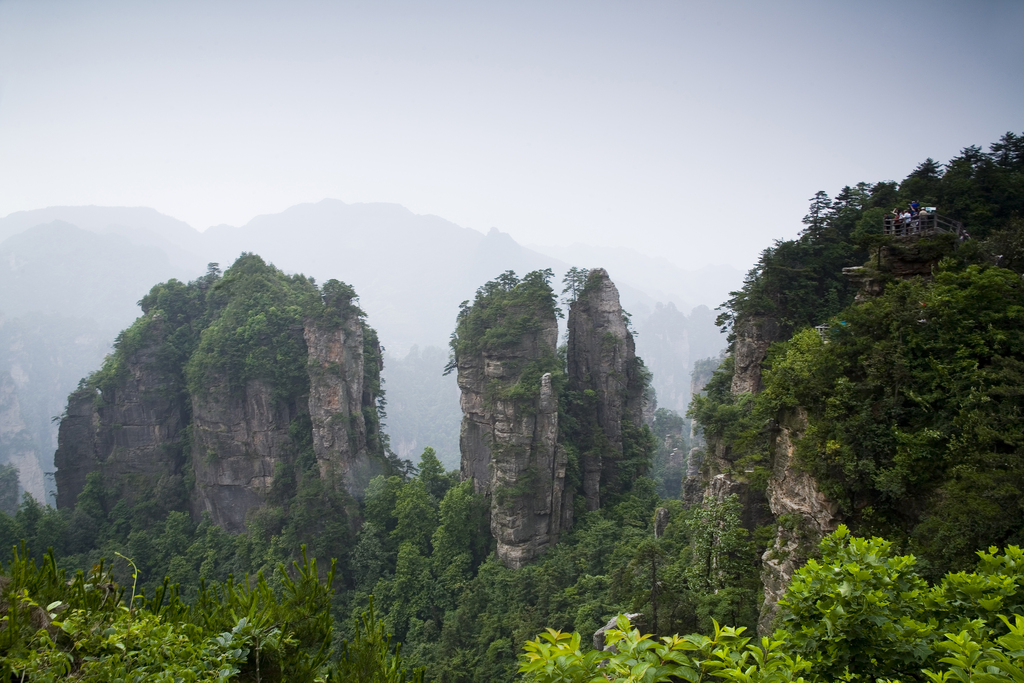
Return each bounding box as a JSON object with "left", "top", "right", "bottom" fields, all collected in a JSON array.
[
  {"left": 890, "top": 201, "right": 929, "bottom": 234},
  {"left": 886, "top": 202, "right": 971, "bottom": 241}
]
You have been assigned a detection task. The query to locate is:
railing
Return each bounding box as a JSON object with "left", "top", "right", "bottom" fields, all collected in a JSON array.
[{"left": 883, "top": 213, "right": 965, "bottom": 238}]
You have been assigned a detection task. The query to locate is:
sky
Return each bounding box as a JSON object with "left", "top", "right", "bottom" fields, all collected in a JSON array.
[{"left": 0, "top": 0, "right": 1021, "bottom": 271}]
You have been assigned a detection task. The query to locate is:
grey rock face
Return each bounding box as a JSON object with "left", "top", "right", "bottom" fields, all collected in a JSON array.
[
  {"left": 730, "top": 316, "right": 781, "bottom": 395},
  {"left": 54, "top": 315, "right": 188, "bottom": 511},
  {"left": 56, "top": 305, "right": 382, "bottom": 533},
  {"left": 844, "top": 239, "right": 949, "bottom": 304},
  {"left": 681, "top": 447, "right": 704, "bottom": 507},
  {"left": 593, "top": 613, "right": 641, "bottom": 652},
  {"left": 190, "top": 378, "right": 297, "bottom": 532},
  {"left": 457, "top": 296, "right": 570, "bottom": 569},
  {"left": 654, "top": 507, "right": 670, "bottom": 539},
  {"left": 757, "top": 407, "right": 840, "bottom": 634},
  {"left": 567, "top": 268, "right": 644, "bottom": 511},
  {"left": 305, "top": 317, "right": 381, "bottom": 497},
  {"left": 682, "top": 357, "right": 717, "bottom": 506}
]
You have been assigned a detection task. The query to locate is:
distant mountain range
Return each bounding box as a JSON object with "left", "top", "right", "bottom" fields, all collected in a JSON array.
[{"left": 0, "top": 200, "right": 737, "bottom": 498}]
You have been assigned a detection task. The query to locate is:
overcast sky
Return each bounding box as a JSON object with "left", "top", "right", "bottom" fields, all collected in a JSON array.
[{"left": 0, "top": 0, "right": 1021, "bottom": 270}]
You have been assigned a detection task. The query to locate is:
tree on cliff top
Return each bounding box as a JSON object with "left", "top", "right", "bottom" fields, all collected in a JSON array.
[
  {"left": 716, "top": 130, "right": 1024, "bottom": 341},
  {"left": 445, "top": 268, "right": 560, "bottom": 373}
]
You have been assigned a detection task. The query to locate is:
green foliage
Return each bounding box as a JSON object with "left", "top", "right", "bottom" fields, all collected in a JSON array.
[
  {"left": 686, "top": 357, "right": 767, "bottom": 471},
  {"left": 0, "top": 465, "right": 18, "bottom": 517},
  {"left": 756, "top": 264, "right": 1024, "bottom": 572},
  {"left": 522, "top": 526, "right": 1024, "bottom": 683},
  {"left": 717, "top": 188, "right": 864, "bottom": 339},
  {"left": 778, "top": 526, "right": 1024, "bottom": 682},
  {"left": 561, "top": 267, "right": 590, "bottom": 307},
  {"left": 518, "top": 616, "right": 810, "bottom": 683},
  {"left": 329, "top": 596, "right": 425, "bottom": 683},
  {"left": 448, "top": 269, "right": 561, "bottom": 367},
  {"left": 717, "top": 131, "right": 1024, "bottom": 340},
  {"left": 779, "top": 526, "right": 933, "bottom": 681},
  {"left": 0, "top": 543, "right": 345, "bottom": 682},
  {"left": 186, "top": 253, "right": 319, "bottom": 401},
  {"left": 685, "top": 495, "right": 760, "bottom": 632}
]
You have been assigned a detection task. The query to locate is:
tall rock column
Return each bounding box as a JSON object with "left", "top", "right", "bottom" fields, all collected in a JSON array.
[
  {"left": 304, "top": 282, "right": 384, "bottom": 498},
  {"left": 566, "top": 268, "right": 645, "bottom": 511},
  {"left": 455, "top": 271, "right": 570, "bottom": 568}
]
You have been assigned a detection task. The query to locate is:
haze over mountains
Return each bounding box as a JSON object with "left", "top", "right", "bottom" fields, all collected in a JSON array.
[{"left": 0, "top": 199, "right": 735, "bottom": 502}]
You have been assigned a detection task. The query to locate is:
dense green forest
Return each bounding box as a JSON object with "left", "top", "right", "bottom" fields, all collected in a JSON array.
[{"left": 2, "top": 131, "right": 1024, "bottom": 681}]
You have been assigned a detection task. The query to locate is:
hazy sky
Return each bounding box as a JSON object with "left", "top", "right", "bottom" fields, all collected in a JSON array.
[{"left": 1, "top": 0, "right": 1021, "bottom": 270}]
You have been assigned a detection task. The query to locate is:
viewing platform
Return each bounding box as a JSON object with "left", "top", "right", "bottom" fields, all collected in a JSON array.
[{"left": 883, "top": 212, "right": 964, "bottom": 238}]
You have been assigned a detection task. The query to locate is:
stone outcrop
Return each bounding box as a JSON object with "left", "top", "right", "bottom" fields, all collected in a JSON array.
[
  {"left": 457, "top": 283, "right": 569, "bottom": 569},
  {"left": 844, "top": 233, "right": 958, "bottom": 303},
  {"left": 688, "top": 313, "right": 839, "bottom": 634},
  {"left": 54, "top": 314, "right": 188, "bottom": 511},
  {"left": 190, "top": 378, "right": 299, "bottom": 532},
  {"left": 730, "top": 315, "right": 781, "bottom": 395},
  {"left": 55, "top": 267, "right": 384, "bottom": 533},
  {"left": 566, "top": 268, "right": 645, "bottom": 511},
  {"left": 593, "top": 613, "right": 642, "bottom": 651},
  {"left": 454, "top": 267, "right": 652, "bottom": 568},
  {"left": 706, "top": 473, "right": 772, "bottom": 531},
  {"left": 681, "top": 448, "right": 704, "bottom": 507},
  {"left": 682, "top": 356, "right": 718, "bottom": 506},
  {"left": 757, "top": 407, "right": 840, "bottom": 634},
  {"left": 305, "top": 313, "right": 382, "bottom": 497}
]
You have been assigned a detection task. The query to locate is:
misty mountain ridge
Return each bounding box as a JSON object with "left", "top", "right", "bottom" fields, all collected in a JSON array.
[
  {"left": 0, "top": 199, "right": 733, "bottom": 497},
  {"left": 0, "top": 199, "right": 740, "bottom": 337}
]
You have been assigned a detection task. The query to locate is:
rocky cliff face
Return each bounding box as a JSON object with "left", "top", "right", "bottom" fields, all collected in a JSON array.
[
  {"left": 189, "top": 377, "right": 298, "bottom": 532},
  {"left": 55, "top": 259, "right": 384, "bottom": 533},
  {"left": 456, "top": 291, "right": 569, "bottom": 569},
  {"left": 566, "top": 268, "right": 645, "bottom": 511},
  {"left": 682, "top": 357, "right": 718, "bottom": 506},
  {"left": 54, "top": 314, "right": 188, "bottom": 511},
  {"left": 843, "top": 234, "right": 956, "bottom": 303},
  {"left": 757, "top": 408, "right": 840, "bottom": 633},
  {"left": 305, "top": 313, "right": 383, "bottom": 498},
  {"left": 730, "top": 315, "right": 781, "bottom": 395},
  {"left": 689, "top": 314, "right": 839, "bottom": 634}
]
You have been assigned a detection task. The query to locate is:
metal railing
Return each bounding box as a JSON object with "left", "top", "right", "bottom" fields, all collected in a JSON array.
[{"left": 883, "top": 213, "right": 964, "bottom": 238}]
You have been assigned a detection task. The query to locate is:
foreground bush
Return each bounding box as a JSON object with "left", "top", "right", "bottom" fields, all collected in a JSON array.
[
  {"left": 0, "top": 545, "right": 422, "bottom": 682},
  {"left": 519, "top": 526, "right": 1024, "bottom": 683}
]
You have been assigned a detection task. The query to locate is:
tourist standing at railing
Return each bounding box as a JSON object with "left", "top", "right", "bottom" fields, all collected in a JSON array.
[{"left": 908, "top": 201, "right": 921, "bottom": 232}]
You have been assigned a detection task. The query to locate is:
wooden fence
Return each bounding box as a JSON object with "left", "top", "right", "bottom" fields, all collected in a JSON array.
[{"left": 883, "top": 213, "right": 964, "bottom": 238}]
